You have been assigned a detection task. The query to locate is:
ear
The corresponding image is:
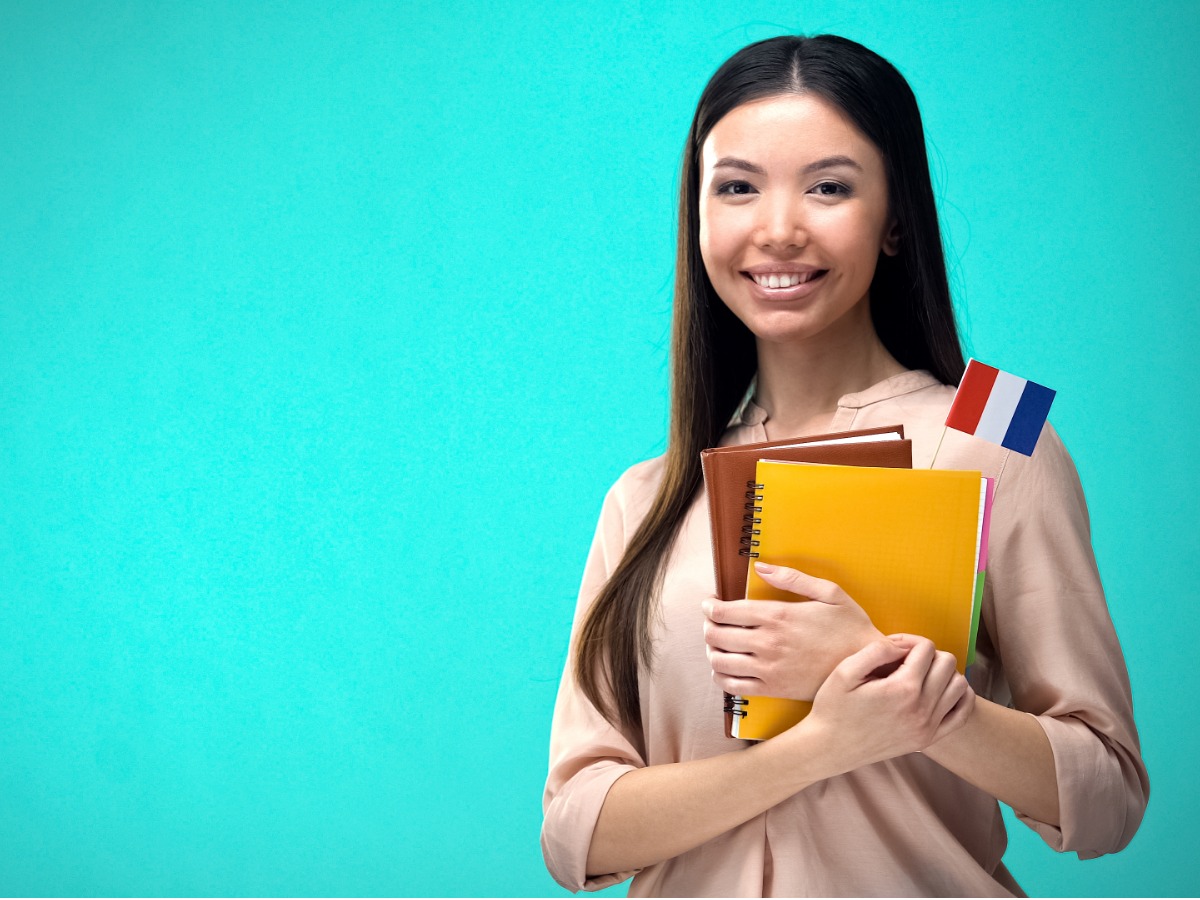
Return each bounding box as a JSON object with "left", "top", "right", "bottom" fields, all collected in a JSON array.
[{"left": 881, "top": 219, "right": 901, "bottom": 257}]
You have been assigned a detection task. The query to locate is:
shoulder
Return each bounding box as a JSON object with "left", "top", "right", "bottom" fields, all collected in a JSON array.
[
  {"left": 856, "top": 371, "right": 1081, "bottom": 486},
  {"left": 993, "top": 422, "right": 1090, "bottom": 525},
  {"left": 599, "top": 454, "right": 667, "bottom": 537},
  {"left": 581, "top": 455, "right": 668, "bottom": 568},
  {"left": 609, "top": 454, "right": 667, "bottom": 496},
  {"left": 941, "top": 417, "right": 1084, "bottom": 511}
]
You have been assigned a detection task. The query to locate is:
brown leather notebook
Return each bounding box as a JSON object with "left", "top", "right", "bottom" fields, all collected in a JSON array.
[{"left": 700, "top": 425, "right": 913, "bottom": 738}]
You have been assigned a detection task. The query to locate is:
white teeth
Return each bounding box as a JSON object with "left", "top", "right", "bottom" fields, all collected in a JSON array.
[{"left": 753, "top": 272, "right": 811, "bottom": 288}]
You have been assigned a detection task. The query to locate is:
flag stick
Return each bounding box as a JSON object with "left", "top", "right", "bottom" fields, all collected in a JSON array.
[
  {"left": 929, "top": 425, "right": 949, "bottom": 469},
  {"left": 993, "top": 452, "right": 1009, "bottom": 495}
]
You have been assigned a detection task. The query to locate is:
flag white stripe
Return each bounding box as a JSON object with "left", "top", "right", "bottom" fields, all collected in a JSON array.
[{"left": 974, "top": 370, "right": 1026, "bottom": 444}]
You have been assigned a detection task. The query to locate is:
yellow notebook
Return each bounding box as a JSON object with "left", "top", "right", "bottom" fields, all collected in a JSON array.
[{"left": 731, "top": 461, "right": 984, "bottom": 741}]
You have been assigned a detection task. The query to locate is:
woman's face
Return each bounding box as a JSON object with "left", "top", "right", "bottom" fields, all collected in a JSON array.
[{"left": 699, "top": 93, "right": 898, "bottom": 348}]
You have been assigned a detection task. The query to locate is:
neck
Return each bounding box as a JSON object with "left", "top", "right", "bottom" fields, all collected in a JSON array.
[{"left": 753, "top": 305, "right": 905, "bottom": 438}]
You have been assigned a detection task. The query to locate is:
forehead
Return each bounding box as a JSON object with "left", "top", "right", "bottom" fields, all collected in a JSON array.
[{"left": 701, "top": 94, "right": 880, "bottom": 168}]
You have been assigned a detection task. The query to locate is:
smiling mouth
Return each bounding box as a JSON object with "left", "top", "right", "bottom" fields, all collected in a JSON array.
[{"left": 744, "top": 270, "right": 827, "bottom": 288}]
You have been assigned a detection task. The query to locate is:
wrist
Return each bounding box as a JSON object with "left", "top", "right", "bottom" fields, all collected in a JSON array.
[
  {"left": 923, "top": 692, "right": 984, "bottom": 762},
  {"left": 768, "top": 716, "right": 853, "bottom": 789}
]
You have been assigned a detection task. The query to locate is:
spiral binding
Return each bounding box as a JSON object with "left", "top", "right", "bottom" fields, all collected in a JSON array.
[
  {"left": 738, "top": 480, "right": 764, "bottom": 558},
  {"left": 723, "top": 695, "right": 750, "bottom": 718},
  {"left": 730, "top": 479, "right": 764, "bottom": 728}
]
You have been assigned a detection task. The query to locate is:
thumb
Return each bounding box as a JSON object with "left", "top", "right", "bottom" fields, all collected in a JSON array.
[
  {"left": 753, "top": 562, "right": 839, "bottom": 604},
  {"left": 833, "top": 638, "right": 908, "bottom": 685}
]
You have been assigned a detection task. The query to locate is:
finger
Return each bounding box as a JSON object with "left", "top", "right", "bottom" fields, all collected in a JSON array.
[
  {"left": 753, "top": 562, "right": 840, "bottom": 603},
  {"left": 892, "top": 636, "right": 936, "bottom": 680},
  {"left": 713, "top": 671, "right": 767, "bottom": 696},
  {"left": 929, "top": 671, "right": 967, "bottom": 724},
  {"left": 919, "top": 651, "right": 960, "bottom": 708},
  {"left": 704, "top": 622, "right": 763, "bottom": 654},
  {"left": 833, "top": 637, "right": 908, "bottom": 684},
  {"left": 704, "top": 598, "right": 781, "bottom": 628},
  {"left": 706, "top": 647, "right": 760, "bottom": 679},
  {"left": 933, "top": 682, "right": 976, "bottom": 741}
]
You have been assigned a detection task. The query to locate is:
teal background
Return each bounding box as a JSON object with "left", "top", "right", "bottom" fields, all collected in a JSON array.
[{"left": 2, "top": 0, "right": 1196, "bottom": 896}]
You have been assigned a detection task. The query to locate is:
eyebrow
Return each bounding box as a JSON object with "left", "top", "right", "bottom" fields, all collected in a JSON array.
[{"left": 712, "top": 155, "right": 863, "bottom": 175}]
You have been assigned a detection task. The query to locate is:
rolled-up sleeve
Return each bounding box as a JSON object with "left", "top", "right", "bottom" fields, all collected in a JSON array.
[
  {"left": 541, "top": 476, "right": 649, "bottom": 892},
  {"left": 984, "top": 425, "right": 1149, "bottom": 857}
]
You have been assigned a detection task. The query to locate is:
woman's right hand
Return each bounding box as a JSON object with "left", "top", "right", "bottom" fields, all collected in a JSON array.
[{"left": 795, "top": 634, "right": 975, "bottom": 774}]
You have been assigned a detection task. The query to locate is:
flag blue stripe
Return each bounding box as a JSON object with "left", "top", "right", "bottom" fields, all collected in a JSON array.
[{"left": 1001, "top": 381, "right": 1056, "bottom": 455}]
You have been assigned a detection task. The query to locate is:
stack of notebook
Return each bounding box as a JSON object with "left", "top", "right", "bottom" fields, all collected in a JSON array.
[{"left": 701, "top": 426, "right": 992, "bottom": 741}]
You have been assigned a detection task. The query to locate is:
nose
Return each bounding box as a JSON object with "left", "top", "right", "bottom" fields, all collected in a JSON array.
[{"left": 754, "top": 193, "right": 807, "bottom": 251}]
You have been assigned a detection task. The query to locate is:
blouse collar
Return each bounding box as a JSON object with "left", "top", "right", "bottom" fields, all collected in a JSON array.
[{"left": 729, "top": 369, "right": 941, "bottom": 428}]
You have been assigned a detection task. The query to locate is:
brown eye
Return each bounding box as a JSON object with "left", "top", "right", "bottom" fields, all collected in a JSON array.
[
  {"left": 716, "top": 180, "right": 756, "bottom": 196},
  {"left": 813, "top": 182, "right": 850, "bottom": 197}
]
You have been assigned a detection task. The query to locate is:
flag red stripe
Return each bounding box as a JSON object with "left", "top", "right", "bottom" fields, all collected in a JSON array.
[{"left": 946, "top": 361, "right": 999, "bottom": 434}]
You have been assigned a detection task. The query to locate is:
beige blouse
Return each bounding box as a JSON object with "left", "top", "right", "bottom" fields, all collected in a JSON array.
[{"left": 541, "top": 370, "right": 1148, "bottom": 897}]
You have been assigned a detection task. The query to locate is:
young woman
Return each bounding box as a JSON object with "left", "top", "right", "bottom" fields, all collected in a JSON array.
[{"left": 542, "top": 35, "right": 1147, "bottom": 897}]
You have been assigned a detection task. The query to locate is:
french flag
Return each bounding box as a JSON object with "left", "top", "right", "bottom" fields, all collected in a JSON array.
[{"left": 945, "top": 360, "right": 1056, "bottom": 456}]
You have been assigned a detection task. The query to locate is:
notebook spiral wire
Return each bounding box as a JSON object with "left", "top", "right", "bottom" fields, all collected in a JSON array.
[
  {"left": 723, "top": 694, "right": 750, "bottom": 718},
  {"left": 738, "top": 480, "right": 764, "bottom": 558},
  {"left": 727, "top": 479, "right": 765, "bottom": 723}
]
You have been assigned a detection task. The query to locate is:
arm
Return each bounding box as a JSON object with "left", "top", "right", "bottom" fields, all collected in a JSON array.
[
  {"left": 586, "top": 715, "right": 829, "bottom": 876},
  {"left": 705, "top": 563, "right": 1062, "bottom": 826},
  {"left": 969, "top": 427, "right": 1148, "bottom": 855},
  {"left": 702, "top": 427, "right": 1149, "bottom": 855},
  {"left": 922, "top": 697, "right": 1058, "bottom": 824},
  {"left": 542, "top": 472, "right": 648, "bottom": 892},
  {"left": 588, "top": 637, "right": 973, "bottom": 877}
]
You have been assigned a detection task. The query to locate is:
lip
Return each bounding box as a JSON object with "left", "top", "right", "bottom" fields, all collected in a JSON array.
[{"left": 741, "top": 267, "right": 829, "bottom": 301}]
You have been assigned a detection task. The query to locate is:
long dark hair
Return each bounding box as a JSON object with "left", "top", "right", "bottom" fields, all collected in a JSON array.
[{"left": 575, "top": 35, "right": 967, "bottom": 732}]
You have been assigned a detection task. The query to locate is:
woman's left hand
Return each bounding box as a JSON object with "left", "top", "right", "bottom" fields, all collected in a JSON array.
[{"left": 702, "top": 562, "right": 884, "bottom": 701}]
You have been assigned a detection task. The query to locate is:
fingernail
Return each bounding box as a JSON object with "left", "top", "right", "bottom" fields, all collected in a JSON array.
[
  {"left": 754, "top": 562, "right": 777, "bottom": 574},
  {"left": 700, "top": 601, "right": 712, "bottom": 616}
]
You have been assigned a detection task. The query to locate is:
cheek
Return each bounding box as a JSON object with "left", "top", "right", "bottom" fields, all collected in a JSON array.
[
  {"left": 699, "top": 205, "right": 741, "bottom": 280},
  {"left": 698, "top": 215, "right": 714, "bottom": 270},
  {"left": 825, "top": 214, "right": 887, "bottom": 274}
]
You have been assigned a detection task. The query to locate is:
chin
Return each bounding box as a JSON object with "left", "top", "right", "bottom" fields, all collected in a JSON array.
[
  {"left": 737, "top": 310, "right": 836, "bottom": 346},
  {"left": 752, "top": 326, "right": 828, "bottom": 346},
  {"left": 729, "top": 294, "right": 870, "bottom": 349}
]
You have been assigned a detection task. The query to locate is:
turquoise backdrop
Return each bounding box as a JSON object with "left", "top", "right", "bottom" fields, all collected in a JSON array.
[{"left": 2, "top": 0, "right": 1196, "bottom": 896}]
